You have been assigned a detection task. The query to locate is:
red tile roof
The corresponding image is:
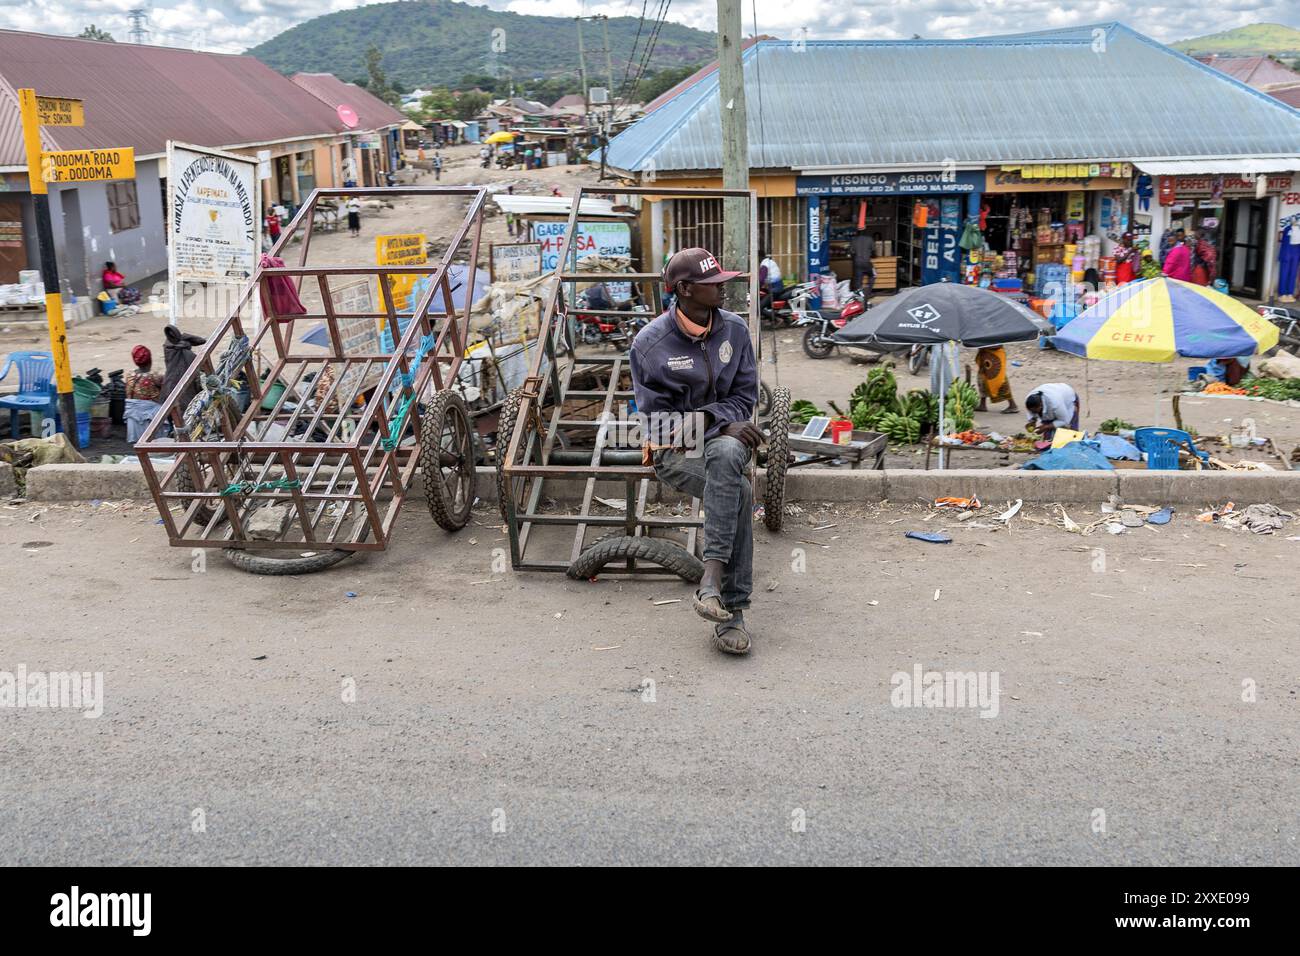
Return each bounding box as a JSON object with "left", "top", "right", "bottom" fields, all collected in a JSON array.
[
  {"left": 1196, "top": 54, "right": 1300, "bottom": 90},
  {"left": 0, "top": 29, "right": 351, "bottom": 168},
  {"left": 291, "top": 73, "right": 407, "bottom": 132}
]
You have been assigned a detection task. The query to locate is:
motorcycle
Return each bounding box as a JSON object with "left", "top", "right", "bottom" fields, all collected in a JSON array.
[
  {"left": 761, "top": 280, "right": 819, "bottom": 328},
  {"left": 1258, "top": 304, "right": 1300, "bottom": 356},
  {"left": 571, "top": 291, "right": 650, "bottom": 351},
  {"left": 797, "top": 291, "right": 868, "bottom": 359}
]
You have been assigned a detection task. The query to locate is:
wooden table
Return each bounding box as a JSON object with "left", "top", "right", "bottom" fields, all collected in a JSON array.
[
  {"left": 923, "top": 439, "right": 1040, "bottom": 470},
  {"left": 789, "top": 429, "right": 887, "bottom": 469}
]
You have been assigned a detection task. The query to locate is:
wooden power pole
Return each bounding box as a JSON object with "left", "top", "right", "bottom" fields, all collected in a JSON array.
[{"left": 716, "top": 0, "right": 750, "bottom": 311}]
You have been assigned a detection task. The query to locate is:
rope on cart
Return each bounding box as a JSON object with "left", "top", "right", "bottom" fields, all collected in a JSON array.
[
  {"left": 219, "top": 478, "right": 302, "bottom": 497},
  {"left": 379, "top": 331, "right": 438, "bottom": 452}
]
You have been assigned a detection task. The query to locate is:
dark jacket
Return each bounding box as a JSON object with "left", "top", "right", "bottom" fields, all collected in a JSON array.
[
  {"left": 850, "top": 234, "right": 875, "bottom": 262},
  {"left": 629, "top": 307, "right": 757, "bottom": 444},
  {"left": 163, "top": 325, "right": 207, "bottom": 410}
]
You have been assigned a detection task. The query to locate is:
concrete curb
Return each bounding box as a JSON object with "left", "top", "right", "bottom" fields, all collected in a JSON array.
[
  {"left": 0, "top": 462, "right": 15, "bottom": 498},
  {"left": 19, "top": 461, "right": 1300, "bottom": 506}
]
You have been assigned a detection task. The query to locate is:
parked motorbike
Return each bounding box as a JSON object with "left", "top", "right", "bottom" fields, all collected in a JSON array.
[
  {"left": 1258, "top": 304, "right": 1300, "bottom": 356},
  {"left": 798, "top": 291, "right": 868, "bottom": 359},
  {"left": 571, "top": 291, "right": 650, "bottom": 351},
  {"left": 760, "top": 280, "right": 819, "bottom": 328}
]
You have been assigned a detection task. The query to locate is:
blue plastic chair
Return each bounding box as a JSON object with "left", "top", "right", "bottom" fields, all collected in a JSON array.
[
  {"left": 1134, "top": 427, "right": 1209, "bottom": 470},
  {"left": 0, "top": 351, "right": 56, "bottom": 438}
]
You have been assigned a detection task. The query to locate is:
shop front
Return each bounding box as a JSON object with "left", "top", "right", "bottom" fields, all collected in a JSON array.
[
  {"left": 796, "top": 170, "right": 984, "bottom": 292},
  {"left": 979, "top": 164, "right": 1135, "bottom": 297},
  {"left": 1155, "top": 172, "right": 1295, "bottom": 298}
]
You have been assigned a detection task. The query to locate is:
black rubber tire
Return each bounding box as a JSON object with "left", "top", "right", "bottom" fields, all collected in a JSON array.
[
  {"left": 420, "top": 390, "right": 475, "bottom": 532},
  {"left": 566, "top": 534, "right": 704, "bottom": 583},
  {"left": 757, "top": 381, "right": 773, "bottom": 419},
  {"left": 221, "top": 547, "right": 355, "bottom": 576},
  {"left": 802, "top": 324, "right": 835, "bottom": 359},
  {"left": 175, "top": 458, "right": 242, "bottom": 527},
  {"left": 907, "top": 346, "right": 926, "bottom": 376},
  {"left": 494, "top": 385, "right": 527, "bottom": 522},
  {"left": 761, "top": 385, "right": 791, "bottom": 533}
]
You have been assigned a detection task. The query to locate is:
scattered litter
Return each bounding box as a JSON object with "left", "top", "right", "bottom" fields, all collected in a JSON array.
[
  {"left": 20, "top": 541, "right": 52, "bottom": 549},
  {"left": 554, "top": 612, "right": 563, "bottom": 619},
  {"left": 1233, "top": 503, "right": 1294, "bottom": 535},
  {"left": 905, "top": 531, "right": 952, "bottom": 544},
  {"left": 956, "top": 511, "right": 977, "bottom": 522},
  {"left": 1021, "top": 631, "right": 1043, "bottom": 637},
  {"left": 251, "top": 655, "right": 267, "bottom": 661},
  {"left": 933, "top": 588, "right": 941, "bottom": 601},
  {"left": 765, "top": 581, "right": 779, "bottom": 592},
  {"left": 653, "top": 599, "right": 681, "bottom": 606},
  {"left": 867, "top": 600, "right": 879, "bottom": 606},
  {"left": 1196, "top": 501, "right": 1235, "bottom": 523},
  {"left": 934, "top": 495, "right": 981, "bottom": 510},
  {"left": 1105, "top": 523, "right": 1125, "bottom": 534},
  {"left": 798, "top": 539, "right": 831, "bottom": 549},
  {"left": 345, "top": 591, "right": 357, "bottom": 599},
  {"left": 996, "top": 499, "right": 1023, "bottom": 522},
  {"left": 471, "top": 578, "right": 503, "bottom": 585},
  {"left": 1059, "top": 508, "right": 1081, "bottom": 533},
  {"left": 594, "top": 496, "right": 627, "bottom": 510},
  {"left": 1146, "top": 507, "right": 1173, "bottom": 525},
  {"left": 812, "top": 523, "right": 837, "bottom": 531},
  {"left": 1120, "top": 509, "right": 1144, "bottom": 528},
  {"left": 593, "top": 644, "right": 622, "bottom": 651},
  {"left": 468, "top": 538, "right": 478, "bottom": 545}
]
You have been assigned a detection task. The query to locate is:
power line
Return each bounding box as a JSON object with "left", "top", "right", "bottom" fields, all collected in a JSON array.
[{"left": 127, "top": 7, "right": 150, "bottom": 44}]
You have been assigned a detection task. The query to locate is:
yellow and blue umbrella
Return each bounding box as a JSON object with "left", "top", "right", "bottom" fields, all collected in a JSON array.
[{"left": 1051, "top": 278, "right": 1277, "bottom": 361}]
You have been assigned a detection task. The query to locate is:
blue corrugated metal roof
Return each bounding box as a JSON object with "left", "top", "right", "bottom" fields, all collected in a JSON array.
[{"left": 602, "top": 23, "right": 1300, "bottom": 174}]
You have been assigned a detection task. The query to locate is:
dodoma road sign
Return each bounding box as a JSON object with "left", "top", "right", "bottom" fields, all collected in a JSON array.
[
  {"left": 40, "top": 148, "right": 135, "bottom": 184},
  {"left": 36, "top": 96, "right": 84, "bottom": 127}
]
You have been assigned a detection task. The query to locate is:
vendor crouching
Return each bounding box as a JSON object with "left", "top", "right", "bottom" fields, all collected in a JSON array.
[{"left": 630, "top": 247, "right": 761, "bottom": 655}]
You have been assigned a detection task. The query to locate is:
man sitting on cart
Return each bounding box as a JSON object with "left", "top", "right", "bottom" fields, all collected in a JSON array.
[{"left": 630, "top": 247, "right": 763, "bottom": 656}]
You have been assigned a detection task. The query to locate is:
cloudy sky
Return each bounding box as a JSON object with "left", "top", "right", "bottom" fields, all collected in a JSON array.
[{"left": 1, "top": 0, "right": 1295, "bottom": 55}]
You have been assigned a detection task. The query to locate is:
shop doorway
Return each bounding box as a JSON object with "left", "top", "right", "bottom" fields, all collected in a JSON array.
[
  {"left": 1222, "top": 198, "right": 1266, "bottom": 297},
  {"left": 0, "top": 199, "right": 27, "bottom": 283},
  {"left": 59, "top": 190, "right": 88, "bottom": 297}
]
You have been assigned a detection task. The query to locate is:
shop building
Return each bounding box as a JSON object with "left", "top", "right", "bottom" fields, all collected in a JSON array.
[
  {"left": 0, "top": 31, "right": 391, "bottom": 293},
  {"left": 599, "top": 23, "right": 1300, "bottom": 302}
]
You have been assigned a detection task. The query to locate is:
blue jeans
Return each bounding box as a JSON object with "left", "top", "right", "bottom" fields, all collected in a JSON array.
[{"left": 654, "top": 436, "right": 754, "bottom": 611}]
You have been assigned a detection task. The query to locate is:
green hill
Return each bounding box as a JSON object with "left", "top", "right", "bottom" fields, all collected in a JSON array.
[
  {"left": 248, "top": 0, "right": 716, "bottom": 94},
  {"left": 1173, "top": 22, "right": 1300, "bottom": 56}
]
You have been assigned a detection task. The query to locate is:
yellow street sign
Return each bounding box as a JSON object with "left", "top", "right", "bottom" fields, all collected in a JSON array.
[
  {"left": 375, "top": 233, "right": 427, "bottom": 266},
  {"left": 40, "top": 147, "right": 135, "bottom": 184},
  {"left": 36, "top": 96, "right": 84, "bottom": 127}
]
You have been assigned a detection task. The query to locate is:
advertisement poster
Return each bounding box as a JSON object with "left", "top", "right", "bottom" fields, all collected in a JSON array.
[
  {"left": 533, "top": 220, "right": 633, "bottom": 300},
  {"left": 490, "top": 242, "right": 544, "bottom": 283},
  {"left": 922, "top": 197, "right": 961, "bottom": 285},
  {"left": 167, "top": 142, "right": 258, "bottom": 285}
]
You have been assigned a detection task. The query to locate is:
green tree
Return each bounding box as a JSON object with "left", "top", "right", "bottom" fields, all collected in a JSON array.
[
  {"left": 364, "top": 45, "right": 400, "bottom": 106},
  {"left": 418, "top": 88, "right": 456, "bottom": 119},
  {"left": 454, "top": 90, "right": 490, "bottom": 120},
  {"left": 78, "top": 25, "right": 114, "bottom": 41}
]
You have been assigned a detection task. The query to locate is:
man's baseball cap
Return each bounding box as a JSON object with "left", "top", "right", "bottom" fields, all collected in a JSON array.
[{"left": 663, "top": 247, "right": 742, "bottom": 289}]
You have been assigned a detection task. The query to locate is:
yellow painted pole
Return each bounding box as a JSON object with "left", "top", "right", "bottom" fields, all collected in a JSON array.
[{"left": 17, "top": 88, "right": 78, "bottom": 447}]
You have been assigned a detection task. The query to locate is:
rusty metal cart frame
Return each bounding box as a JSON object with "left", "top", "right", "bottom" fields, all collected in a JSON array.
[
  {"left": 135, "top": 186, "right": 487, "bottom": 569},
  {"left": 497, "top": 185, "right": 791, "bottom": 580}
]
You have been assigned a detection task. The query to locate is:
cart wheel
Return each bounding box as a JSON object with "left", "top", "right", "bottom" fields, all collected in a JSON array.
[
  {"left": 757, "top": 381, "right": 773, "bottom": 419},
  {"left": 760, "top": 385, "right": 791, "bottom": 532},
  {"left": 175, "top": 456, "right": 244, "bottom": 527},
  {"left": 493, "top": 385, "right": 528, "bottom": 522},
  {"left": 221, "top": 548, "right": 355, "bottom": 575},
  {"left": 420, "top": 390, "right": 475, "bottom": 531},
  {"left": 802, "top": 325, "right": 835, "bottom": 359},
  {"left": 566, "top": 534, "right": 704, "bottom": 583}
]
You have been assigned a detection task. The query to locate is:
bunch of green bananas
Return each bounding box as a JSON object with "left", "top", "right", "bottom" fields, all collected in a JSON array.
[{"left": 877, "top": 411, "right": 922, "bottom": 444}]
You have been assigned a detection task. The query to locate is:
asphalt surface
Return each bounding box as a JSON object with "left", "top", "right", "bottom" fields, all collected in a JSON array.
[{"left": 2, "top": 497, "right": 1297, "bottom": 865}]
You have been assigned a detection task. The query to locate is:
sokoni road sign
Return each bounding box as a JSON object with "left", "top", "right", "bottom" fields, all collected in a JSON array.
[
  {"left": 35, "top": 96, "right": 84, "bottom": 127},
  {"left": 40, "top": 148, "right": 135, "bottom": 184}
]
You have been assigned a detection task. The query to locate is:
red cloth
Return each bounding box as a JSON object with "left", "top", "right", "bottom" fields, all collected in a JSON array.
[
  {"left": 1115, "top": 260, "right": 1135, "bottom": 284},
  {"left": 1192, "top": 265, "right": 1210, "bottom": 286},
  {"left": 131, "top": 345, "right": 152, "bottom": 367},
  {"left": 102, "top": 269, "right": 125, "bottom": 289},
  {"left": 258, "top": 254, "right": 306, "bottom": 317},
  {"left": 1163, "top": 244, "right": 1192, "bottom": 281}
]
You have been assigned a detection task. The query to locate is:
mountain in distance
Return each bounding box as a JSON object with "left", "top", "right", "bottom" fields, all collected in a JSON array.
[
  {"left": 248, "top": 0, "right": 718, "bottom": 91},
  {"left": 1172, "top": 22, "right": 1300, "bottom": 57}
]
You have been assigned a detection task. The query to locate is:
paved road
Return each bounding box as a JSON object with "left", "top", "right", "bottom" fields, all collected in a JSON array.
[{"left": 2, "top": 497, "right": 1297, "bottom": 865}]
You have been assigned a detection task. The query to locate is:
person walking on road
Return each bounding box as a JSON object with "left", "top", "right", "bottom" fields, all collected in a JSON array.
[
  {"left": 630, "top": 247, "right": 761, "bottom": 655},
  {"left": 850, "top": 228, "right": 876, "bottom": 297},
  {"left": 346, "top": 196, "right": 361, "bottom": 238},
  {"left": 433, "top": 153, "right": 443, "bottom": 182},
  {"left": 1163, "top": 235, "right": 1193, "bottom": 282},
  {"left": 975, "top": 346, "right": 1019, "bottom": 414}
]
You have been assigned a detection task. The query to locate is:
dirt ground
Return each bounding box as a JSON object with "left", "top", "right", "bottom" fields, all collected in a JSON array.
[
  {"left": 4, "top": 148, "right": 1296, "bottom": 468},
  {"left": 2, "top": 497, "right": 1297, "bottom": 865}
]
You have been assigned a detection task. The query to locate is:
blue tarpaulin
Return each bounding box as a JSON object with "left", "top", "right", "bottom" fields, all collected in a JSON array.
[{"left": 1020, "top": 441, "right": 1114, "bottom": 470}]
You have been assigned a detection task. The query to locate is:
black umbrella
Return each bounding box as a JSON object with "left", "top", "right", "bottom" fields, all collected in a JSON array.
[{"left": 832, "top": 281, "right": 1048, "bottom": 348}]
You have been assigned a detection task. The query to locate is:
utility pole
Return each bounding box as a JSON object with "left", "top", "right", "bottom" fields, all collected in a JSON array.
[
  {"left": 716, "top": 0, "right": 750, "bottom": 312},
  {"left": 17, "top": 89, "right": 78, "bottom": 448},
  {"left": 575, "top": 17, "right": 590, "bottom": 122}
]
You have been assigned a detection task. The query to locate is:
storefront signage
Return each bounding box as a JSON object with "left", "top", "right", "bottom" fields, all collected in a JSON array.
[
  {"left": 985, "top": 168, "right": 1129, "bottom": 193},
  {"left": 922, "top": 197, "right": 961, "bottom": 285},
  {"left": 795, "top": 170, "right": 983, "bottom": 197},
  {"left": 807, "top": 196, "right": 824, "bottom": 275},
  {"left": 490, "top": 242, "right": 543, "bottom": 283},
  {"left": 1158, "top": 173, "right": 1294, "bottom": 204},
  {"left": 375, "top": 233, "right": 427, "bottom": 267},
  {"left": 534, "top": 220, "right": 633, "bottom": 300},
  {"left": 1000, "top": 162, "right": 1131, "bottom": 180}
]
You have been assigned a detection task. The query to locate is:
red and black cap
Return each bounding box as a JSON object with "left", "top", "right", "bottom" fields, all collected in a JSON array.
[{"left": 663, "top": 247, "right": 742, "bottom": 290}]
